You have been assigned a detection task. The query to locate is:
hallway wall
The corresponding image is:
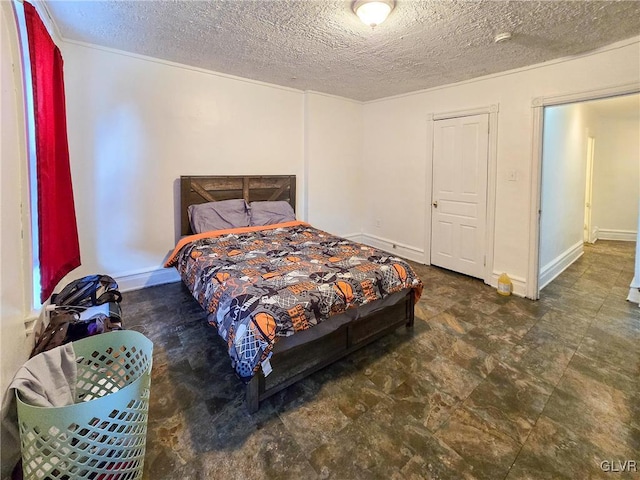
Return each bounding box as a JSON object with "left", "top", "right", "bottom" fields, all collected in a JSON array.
[{"left": 591, "top": 113, "right": 639, "bottom": 240}]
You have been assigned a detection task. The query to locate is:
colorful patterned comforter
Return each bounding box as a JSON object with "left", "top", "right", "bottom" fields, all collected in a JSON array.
[{"left": 165, "top": 221, "right": 423, "bottom": 381}]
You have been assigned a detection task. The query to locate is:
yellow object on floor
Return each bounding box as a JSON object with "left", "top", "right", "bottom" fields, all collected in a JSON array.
[{"left": 497, "top": 272, "right": 512, "bottom": 296}]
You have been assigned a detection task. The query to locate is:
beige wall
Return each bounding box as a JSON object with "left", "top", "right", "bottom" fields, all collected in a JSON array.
[
  {"left": 57, "top": 42, "right": 368, "bottom": 291},
  {"left": 61, "top": 42, "right": 306, "bottom": 289},
  {"left": 539, "top": 103, "right": 588, "bottom": 275},
  {"left": 362, "top": 39, "right": 640, "bottom": 295},
  {"left": 304, "top": 92, "right": 363, "bottom": 237},
  {"left": 591, "top": 114, "right": 640, "bottom": 238}
]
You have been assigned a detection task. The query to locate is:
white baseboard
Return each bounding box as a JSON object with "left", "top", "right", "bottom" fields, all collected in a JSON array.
[
  {"left": 627, "top": 288, "right": 640, "bottom": 306},
  {"left": 341, "top": 233, "right": 364, "bottom": 242},
  {"left": 359, "top": 233, "right": 425, "bottom": 263},
  {"left": 539, "top": 241, "right": 584, "bottom": 290},
  {"left": 115, "top": 267, "right": 181, "bottom": 292},
  {"left": 595, "top": 229, "right": 637, "bottom": 242},
  {"left": 489, "top": 272, "right": 527, "bottom": 298}
]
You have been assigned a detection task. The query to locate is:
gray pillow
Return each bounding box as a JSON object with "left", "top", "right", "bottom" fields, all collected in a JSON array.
[
  {"left": 249, "top": 201, "right": 296, "bottom": 226},
  {"left": 188, "top": 199, "right": 250, "bottom": 234}
]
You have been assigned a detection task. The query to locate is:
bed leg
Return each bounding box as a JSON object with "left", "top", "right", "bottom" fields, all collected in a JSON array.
[
  {"left": 246, "top": 376, "right": 260, "bottom": 413},
  {"left": 406, "top": 290, "right": 415, "bottom": 328}
]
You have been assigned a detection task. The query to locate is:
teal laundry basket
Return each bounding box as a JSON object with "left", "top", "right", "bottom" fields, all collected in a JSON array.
[{"left": 16, "top": 330, "right": 153, "bottom": 480}]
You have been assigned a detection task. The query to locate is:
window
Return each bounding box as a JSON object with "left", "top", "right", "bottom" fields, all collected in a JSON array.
[{"left": 13, "top": 0, "right": 81, "bottom": 306}]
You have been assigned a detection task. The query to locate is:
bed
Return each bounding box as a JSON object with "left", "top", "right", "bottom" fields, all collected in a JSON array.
[{"left": 166, "top": 175, "right": 423, "bottom": 412}]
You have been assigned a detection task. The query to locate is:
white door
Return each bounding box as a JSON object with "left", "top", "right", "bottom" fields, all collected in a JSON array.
[{"left": 431, "top": 114, "right": 489, "bottom": 279}]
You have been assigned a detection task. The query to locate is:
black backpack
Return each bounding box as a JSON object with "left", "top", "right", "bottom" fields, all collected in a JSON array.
[
  {"left": 30, "top": 275, "right": 123, "bottom": 358},
  {"left": 52, "top": 274, "right": 122, "bottom": 307}
]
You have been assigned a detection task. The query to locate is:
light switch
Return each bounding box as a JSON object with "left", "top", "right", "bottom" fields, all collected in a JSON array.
[{"left": 507, "top": 170, "right": 518, "bottom": 181}]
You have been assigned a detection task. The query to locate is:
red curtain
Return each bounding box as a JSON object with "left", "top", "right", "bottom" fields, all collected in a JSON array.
[{"left": 24, "top": 2, "right": 81, "bottom": 303}]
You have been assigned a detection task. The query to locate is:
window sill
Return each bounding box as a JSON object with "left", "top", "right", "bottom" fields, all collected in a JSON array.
[{"left": 24, "top": 307, "right": 43, "bottom": 337}]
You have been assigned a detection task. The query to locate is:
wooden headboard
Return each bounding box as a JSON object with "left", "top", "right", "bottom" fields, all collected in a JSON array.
[{"left": 180, "top": 175, "right": 296, "bottom": 235}]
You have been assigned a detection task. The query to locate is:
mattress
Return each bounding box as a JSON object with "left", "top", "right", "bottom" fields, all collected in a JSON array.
[
  {"left": 166, "top": 221, "right": 423, "bottom": 381},
  {"left": 272, "top": 287, "right": 411, "bottom": 353}
]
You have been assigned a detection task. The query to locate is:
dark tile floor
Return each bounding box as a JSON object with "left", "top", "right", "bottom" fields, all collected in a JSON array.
[{"left": 125, "top": 240, "right": 639, "bottom": 480}]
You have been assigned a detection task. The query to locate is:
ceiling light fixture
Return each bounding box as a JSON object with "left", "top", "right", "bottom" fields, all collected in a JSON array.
[{"left": 353, "top": 0, "right": 395, "bottom": 28}]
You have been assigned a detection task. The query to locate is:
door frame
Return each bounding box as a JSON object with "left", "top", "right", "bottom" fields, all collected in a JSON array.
[
  {"left": 527, "top": 82, "right": 639, "bottom": 299},
  {"left": 584, "top": 135, "right": 596, "bottom": 243},
  {"left": 425, "top": 104, "right": 499, "bottom": 286}
]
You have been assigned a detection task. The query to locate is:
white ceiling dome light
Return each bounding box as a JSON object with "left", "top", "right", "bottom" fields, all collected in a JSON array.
[
  {"left": 353, "top": 0, "right": 395, "bottom": 28},
  {"left": 494, "top": 32, "right": 513, "bottom": 43}
]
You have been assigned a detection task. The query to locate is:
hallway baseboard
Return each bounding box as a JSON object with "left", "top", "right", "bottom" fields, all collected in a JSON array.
[{"left": 539, "top": 241, "right": 584, "bottom": 290}]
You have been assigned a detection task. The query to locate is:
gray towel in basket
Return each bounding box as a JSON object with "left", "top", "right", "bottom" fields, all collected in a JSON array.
[{"left": 0, "top": 343, "right": 76, "bottom": 480}]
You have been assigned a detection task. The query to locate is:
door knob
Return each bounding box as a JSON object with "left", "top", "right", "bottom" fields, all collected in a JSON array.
[{"left": 432, "top": 201, "right": 438, "bottom": 208}]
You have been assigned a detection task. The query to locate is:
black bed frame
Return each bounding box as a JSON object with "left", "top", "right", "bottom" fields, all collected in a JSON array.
[{"left": 179, "top": 175, "right": 415, "bottom": 412}]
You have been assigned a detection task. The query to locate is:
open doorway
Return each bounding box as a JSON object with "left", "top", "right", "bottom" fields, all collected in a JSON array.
[{"left": 537, "top": 93, "right": 639, "bottom": 296}]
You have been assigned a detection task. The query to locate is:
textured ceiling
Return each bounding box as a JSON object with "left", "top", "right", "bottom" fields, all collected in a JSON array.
[{"left": 45, "top": 0, "right": 640, "bottom": 101}]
